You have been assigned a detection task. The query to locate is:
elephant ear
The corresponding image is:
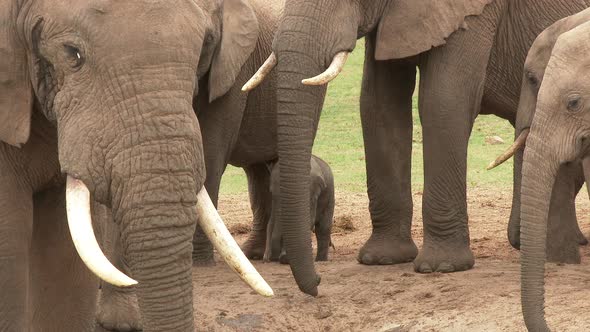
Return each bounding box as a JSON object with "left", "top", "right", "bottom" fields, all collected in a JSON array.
[
  {"left": 0, "top": 2, "right": 33, "bottom": 147},
  {"left": 208, "top": 0, "right": 259, "bottom": 102},
  {"left": 375, "top": 0, "right": 493, "bottom": 60}
]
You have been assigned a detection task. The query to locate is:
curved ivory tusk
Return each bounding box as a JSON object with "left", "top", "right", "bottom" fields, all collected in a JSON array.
[
  {"left": 486, "top": 129, "right": 530, "bottom": 170},
  {"left": 66, "top": 176, "right": 138, "bottom": 287},
  {"left": 196, "top": 188, "right": 274, "bottom": 297},
  {"left": 242, "top": 52, "right": 277, "bottom": 92},
  {"left": 302, "top": 51, "right": 350, "bottom": 86}
]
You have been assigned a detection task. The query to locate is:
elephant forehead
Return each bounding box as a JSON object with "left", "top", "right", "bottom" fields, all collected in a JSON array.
[{"left": 41, "top": 0, "right": 205, "bottom": 50}]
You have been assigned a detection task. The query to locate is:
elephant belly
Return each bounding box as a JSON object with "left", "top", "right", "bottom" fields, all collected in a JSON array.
[{"left": 229, "top": 117, "right": 277, "bottom": 167}]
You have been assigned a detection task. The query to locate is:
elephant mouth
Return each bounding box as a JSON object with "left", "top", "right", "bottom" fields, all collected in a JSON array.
[{"left": 65, "top": 176, "right": 274, "bottom": 297}]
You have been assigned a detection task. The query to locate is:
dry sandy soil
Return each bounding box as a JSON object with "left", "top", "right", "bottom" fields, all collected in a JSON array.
[{"left": 100, "top": 188, "right": 590, "bottom": 331}]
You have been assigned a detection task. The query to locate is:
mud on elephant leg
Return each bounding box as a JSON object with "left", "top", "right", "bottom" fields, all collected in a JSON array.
[
  {"left": 413, "top": 14, "right": 496, "bottom": 273},
  {"left": 357, "top": 35, "right": 418, "bottom": 266},
  {"left": 241, "top": 164, "right": 272, "bottom": 260}
]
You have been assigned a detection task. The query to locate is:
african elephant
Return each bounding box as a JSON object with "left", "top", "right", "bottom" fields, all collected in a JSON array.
[
  {"left": 243, "top": 0, "right": 590, "bottom": 295},
  {"left": 0, "top": 0, "right": 270, "bottom": 331},
  {"left": 265, "top": 154, "right": 335, "bottom": 263},
  {"left": 520, "top": 19, "right": 590, "bottom": 332},
  {"left": 96, "top": 0, "right": 285, "bottom": 329},
  {"left": 488, "top": 8, "right": 590, "bottom": 265}
]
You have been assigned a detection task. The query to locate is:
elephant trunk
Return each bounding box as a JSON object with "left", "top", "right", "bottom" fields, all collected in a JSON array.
[
  {"left": 105, "top": 96, "right": 202, "bottom": 331},
  {"left": 113, "top": 150, "right": 200, "bottom": 331},
  {"left": 520, "top": 128, "right": 558, "bottom": 332},
  {"left": 275, "top": 33, "right": 328, "bottom": 296},
  {"left": 509, "top": 128, "right": 525, "bottom": 248}
]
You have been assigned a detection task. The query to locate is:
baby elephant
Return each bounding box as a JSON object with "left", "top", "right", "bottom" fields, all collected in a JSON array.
[{"left": 265, "top": 155, "right": 335, "bottom": 263}]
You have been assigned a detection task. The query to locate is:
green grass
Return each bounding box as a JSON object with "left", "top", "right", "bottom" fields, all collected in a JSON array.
[{"left": 220, "top": 41, "right": 514, "bottom": 194}]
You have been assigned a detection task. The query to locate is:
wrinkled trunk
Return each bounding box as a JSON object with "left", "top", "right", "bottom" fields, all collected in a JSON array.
[
  {"left": 509, "top": 129, "right": 525, "bottom": 247},
  {"left": 275, "top": 33, "right": 327, "bottom": 296},
  {"left": 106, "top": 99, "right": 202, "bottom": 331},
  {"left": 520, "top": 130, "right": 558, "bottom": 332}
]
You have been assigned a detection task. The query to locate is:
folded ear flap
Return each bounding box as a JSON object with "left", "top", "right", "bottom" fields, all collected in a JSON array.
[
  {"left": 375, "top": 0, "right": 493, "bottom": 60},
  {"left": 0, "top": 3, "right": 32, "bottom": 147},
  {"left": 208, "top": 0, "right": 259, "bottom": 102}
]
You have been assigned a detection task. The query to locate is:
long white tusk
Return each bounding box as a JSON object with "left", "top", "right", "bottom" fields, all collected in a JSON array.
[
  {"left": 302, "top": 51, "right": 350, "bottom": 86},
  {"left": 486, "top": 129, "right": 530, "bottom": 170},
  {"left": 196, "top": 188, "right": 274, "bottom": 297},
  {"left": 66, "top": 176, "right": 138, "bottom": 287},
  {"left": 242, "top": 52, "right": 277, "bottom": 92}
]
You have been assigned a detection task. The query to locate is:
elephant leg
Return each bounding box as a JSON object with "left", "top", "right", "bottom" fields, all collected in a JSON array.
[
  {"left": 265, "top": 187, "right": 283, "bottom": 262},
  {"left": 30, "top": 185, "right": 99, "bottom": 331},
  {"left": 191, "top": 130, "right": 228, "bottom": 266},
  {"left": 0, "top": 171, "right": 33, "bottom": 331},
  {"left": 545, "top": 163, "right": 584, "bottom": 263},
  {"left": 413, "top": 15, "right": 495, "bottom": 274},
  {"left": 242, "top": 164, "right": 272, "bottom": 260},
  {"left": 96, "top": 204, "right": 142, "bottom": 332},
  {"left": 357, "top": 32, "right": 418, "bottom": 265},
  {"left": 191, "top": 177, "right": 219, "bottom": 266},
  {"left": 192, "top": 89, "right": 247, "bottom": 266},
  {"left": 314, "top": 202, "right": 334, "bottom": 262},
  {"left": 571, "top": 166, "right": 587, "bottom": 246}
]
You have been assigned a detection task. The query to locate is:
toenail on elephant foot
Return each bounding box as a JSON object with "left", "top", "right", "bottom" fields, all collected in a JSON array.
[
  {"left": 413, "top": 242, "right": 474, "bottom": 274},
  {"left": 416, "top": 262, "right": 433, "bottom": 273},
  {"left": 357, "top": 233, "right": 418, "bottom": 265}
]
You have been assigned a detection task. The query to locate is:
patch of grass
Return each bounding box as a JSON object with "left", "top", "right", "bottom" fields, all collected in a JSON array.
[{"left": 220, "top": 40, "right": 514, "bottom": 195}]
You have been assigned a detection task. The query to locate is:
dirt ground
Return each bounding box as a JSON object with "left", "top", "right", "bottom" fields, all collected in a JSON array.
[
  {"left": 96, "top": 188, "right": 590, "bottom": 331},
  {"left": 187, "top": 188, "right": 590, "bottom": 332}
]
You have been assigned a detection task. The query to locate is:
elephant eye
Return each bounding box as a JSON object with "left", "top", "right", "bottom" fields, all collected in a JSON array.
[
  {"left": 525, "top": 71, "right": 538, "bottom": 86},
  {"left": 567, "top": 94, "right": 583, "bottom": 113},
  {"left": 63, "top": 44, "right": 84, "bottom": 70}
]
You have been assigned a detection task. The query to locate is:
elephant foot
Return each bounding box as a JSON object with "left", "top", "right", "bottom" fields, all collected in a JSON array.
[
  {"left": 193, "top": 226, "right": 216, "bottom": 266},
  {"left": 241, "top": 233, "right": 266, "bottom": 260},
  {"left": 576, "top": 227, "right": 588, "bottom": 246},
  {"left": 357, "top": 231, "right": 418, "bottom": 265},
  {"left": 508, "top": 217, "right": 521, "bottom": 250},
  {"left": 97, "top": 286, "right": 141, "bottom": 332},
  {"left": 547, "top": 240, "right": 581, "bottom": 264},
  {"left": 193, "top": 257, "right": 216, "bottom": 267},
  {"left": 315, "top": 253, "right": 329, "bottom": 262},
  {"left": 413, "top": 240, "right": 474, "bottom": 273},
  {"left": 279, "top": 250, "right": 289, "bottom": 265},
  {"left": 193, "top": 248, "right": 215, "bottom": 267}
]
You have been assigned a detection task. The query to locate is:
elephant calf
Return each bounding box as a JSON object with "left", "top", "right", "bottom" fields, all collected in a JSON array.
[
  {"left": 265, "top": 155, "right": 335, "bottom": 263},
  {"left": 519, "top": 17, "right": 590, "bottom": 331}
]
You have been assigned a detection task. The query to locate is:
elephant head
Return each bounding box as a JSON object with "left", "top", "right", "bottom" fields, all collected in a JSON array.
[
  {"left": 242, "top": 0, "right": 492, "bottom": 296},
  {"left": 520, "top": 20, "right": 590, "bottom": 331},
  {"left": 486, "top": 9, "right": 590, "bottom": 260},
  {"left": 1, "top": 0, "right": 270, "bottom": 330}
]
